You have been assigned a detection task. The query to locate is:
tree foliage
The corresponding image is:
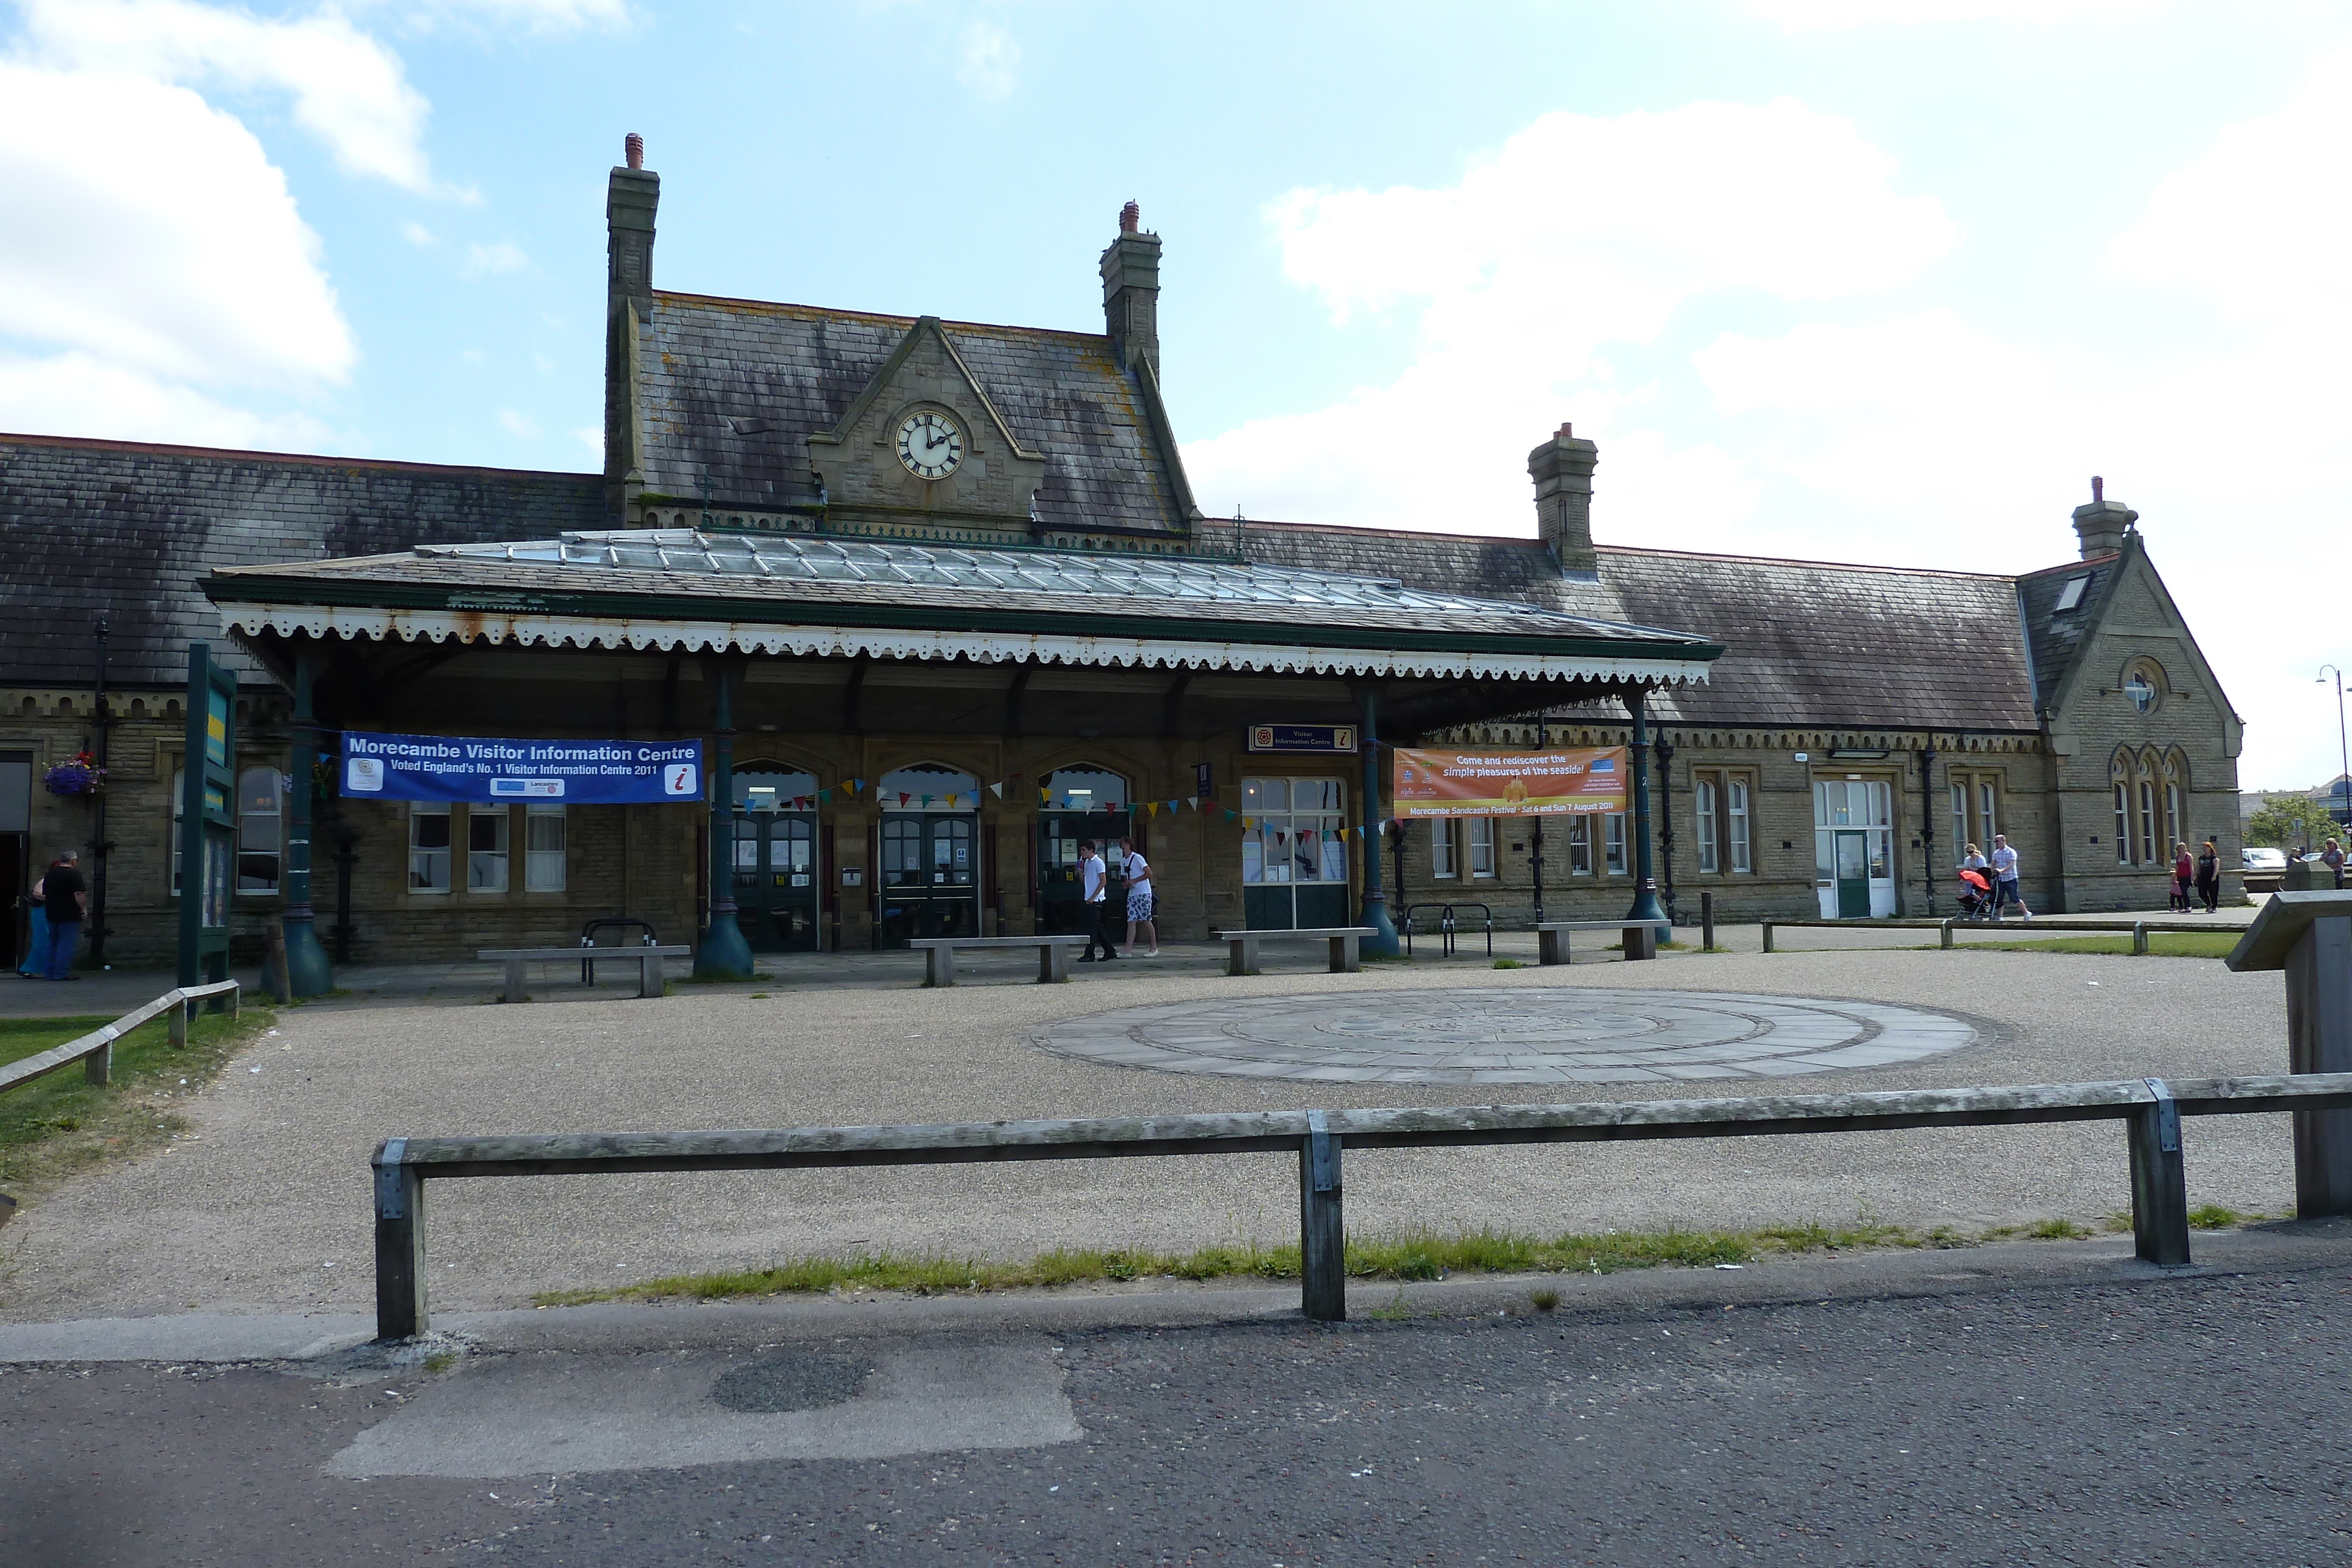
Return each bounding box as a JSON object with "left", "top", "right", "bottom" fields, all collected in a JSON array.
[{"left": 2246, "top": 795, "right": 2345, "bottom": 847}]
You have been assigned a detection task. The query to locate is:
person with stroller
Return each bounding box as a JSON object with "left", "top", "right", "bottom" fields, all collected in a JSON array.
[{"left": 1955, "top": 842, "right": 1997, "bottom": 920}]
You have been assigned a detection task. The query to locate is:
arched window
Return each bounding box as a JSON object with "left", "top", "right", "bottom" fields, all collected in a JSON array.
[
  {"left": 1040, "top": 765, "right": 1128, "bottom": 813},
  {"left": 877, "top": 762, "right": 980, "bottom": 810},
  {"left": 236, "top": 767, "right": 282, "bottom": 894},
  {"left": 2122, "top": 658, "right": 2166, "bottom": 716},
  {"left": 2111, "top": 751, "right": 2133, "bottom": 865},
  {"left": 2162, "top": 750, "right": 2188, "bottom": 857},
  {"left": 2134, "top": 750, "right": 2160, "bottom": 867}
]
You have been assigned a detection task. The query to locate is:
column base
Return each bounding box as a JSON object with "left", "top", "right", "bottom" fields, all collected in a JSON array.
[
  {"left": 694, "top": 912, "right": 756, "bottom": 981},
  {"left": 282, "top": 911, "right": 333, "bottom": 999},
  {"left": 1359, "top": 888, "right": 1400, "bottom": 959}
]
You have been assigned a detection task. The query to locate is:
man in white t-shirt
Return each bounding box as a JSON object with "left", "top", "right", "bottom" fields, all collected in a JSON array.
[
  {"left": 1077, "top": 840, "right": 1120, "bottom": 962},
  {"left": 1989, "top": 834, "right": 2033, "bottom": 920},
  {"left": 1119, "top": 835, "right": 1158, "bottom": 957}
]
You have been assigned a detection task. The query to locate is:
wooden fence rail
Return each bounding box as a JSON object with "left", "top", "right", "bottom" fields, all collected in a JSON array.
[
  {"left": 371, "top": 1070, "right": 2352, "bottom": 1340},
  {"left": 0, "top": 980, "right": 241, "bottom": 1096}
]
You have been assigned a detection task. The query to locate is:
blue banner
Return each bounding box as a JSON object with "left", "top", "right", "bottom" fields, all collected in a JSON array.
[{"left": 337, "top": 731, "right": 704, "bottom": 805}]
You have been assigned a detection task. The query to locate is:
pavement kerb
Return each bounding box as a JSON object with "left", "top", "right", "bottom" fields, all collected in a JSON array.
[{"left": 9, "top": 1221, "right": 2347, "bottom": 1366}]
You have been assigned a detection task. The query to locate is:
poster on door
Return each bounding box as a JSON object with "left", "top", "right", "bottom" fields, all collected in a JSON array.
[
  {"left": 337, "top": 731, "right": 706, "bottom": 804},
  {"left": 1390, "top": 747, "right": 1628, "bottom": 818}
]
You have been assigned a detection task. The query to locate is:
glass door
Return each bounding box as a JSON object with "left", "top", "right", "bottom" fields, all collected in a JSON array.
[
  {"left": 1833, "top": 831, "right": 1870, "bottom": 919},
  {"left": 878, "top": 813, "right": 980, "bottom": 945}
]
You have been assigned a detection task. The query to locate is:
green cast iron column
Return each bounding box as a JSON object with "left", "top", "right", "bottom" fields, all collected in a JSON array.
[
  {"left": 280, "top": 646, "right": 333, "bottom": 997},
  {"left": 1624, "top": 687, "right": 1667, "bottom": 925},
  {"left": 695, "top": 660, "right": 754, "bottom": 980},
  {"left": 1358, "top": 687, "right": 1399, "bottom": 957}
]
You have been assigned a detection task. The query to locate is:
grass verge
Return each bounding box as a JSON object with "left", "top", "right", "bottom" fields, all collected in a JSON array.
[
  {"left": 1944, "top": 931, "right": 2241, "bottom": 959},
  {"left": 1, "top": 1001, "right": 273, "bottom": 1200},
  {"left": 533, "top": 1215, "right": 2173, "bottom": 1308}
]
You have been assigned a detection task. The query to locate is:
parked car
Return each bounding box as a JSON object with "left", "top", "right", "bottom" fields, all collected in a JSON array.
[{"left": 2243, "top": 847, "right": 2288, "bottom": 870}]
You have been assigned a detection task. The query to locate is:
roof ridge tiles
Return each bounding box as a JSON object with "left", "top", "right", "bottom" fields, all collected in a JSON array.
[
  {"left": 0, "top": 430, "right": 600, "bottom": 482},
  {"left": 650, "top": 290, "right": 1112, "bottom": 347}
]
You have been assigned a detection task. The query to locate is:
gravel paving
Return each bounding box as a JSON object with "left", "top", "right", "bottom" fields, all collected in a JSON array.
[{"left": 0, "top": 945, "right": 2298, "bottom": 1322}]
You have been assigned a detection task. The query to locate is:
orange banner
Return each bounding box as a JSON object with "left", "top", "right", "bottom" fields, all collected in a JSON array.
[{"left": 1391, "top": 747, "right": 1628, "bottom": 818}]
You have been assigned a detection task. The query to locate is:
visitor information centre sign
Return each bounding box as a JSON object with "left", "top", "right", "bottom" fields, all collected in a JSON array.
[
  {"left": 338, "top": 732, "right": 704, "bottom": 805},
  {"left": 1391, "top": 746, "right": 1628, "bottom": 818}
]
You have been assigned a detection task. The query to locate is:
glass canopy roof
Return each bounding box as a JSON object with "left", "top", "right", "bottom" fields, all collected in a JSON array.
[{"left": 420, "top": 528, "right": 1565, "bottom": 620}]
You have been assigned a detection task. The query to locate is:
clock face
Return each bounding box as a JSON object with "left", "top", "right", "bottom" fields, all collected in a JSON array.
[{"left": 896, "top": 411, "right": 964, "bottom": 480}]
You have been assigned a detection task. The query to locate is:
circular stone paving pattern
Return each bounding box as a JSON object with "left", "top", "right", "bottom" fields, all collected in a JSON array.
[{"left": 1035, "top": 988, "right": 1974, "bottom": 1085}]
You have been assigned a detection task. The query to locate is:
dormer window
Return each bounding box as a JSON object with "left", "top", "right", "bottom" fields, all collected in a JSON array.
[{"left": 2053, "top": 575, "right": 2088, "bottom": 613}]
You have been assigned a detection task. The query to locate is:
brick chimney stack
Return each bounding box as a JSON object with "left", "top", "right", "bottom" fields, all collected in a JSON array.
[
  {"left": 1100, "top": 200, "right": 1161, "bottom": 379},
  {"left": 605, "top": 134, "right": 660, "bottom": 498},
  {"left": 1529, "top": 422, "right": 1601, "bottom": 577},
  {"left": 2070, "top": 474, "right": 2137, "bottom": 560}
]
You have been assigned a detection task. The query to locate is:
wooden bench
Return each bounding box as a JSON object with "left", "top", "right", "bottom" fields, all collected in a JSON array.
[
  {"left": 480, "top": 945, "right": 689, "bottom": 1002},
  {"left": 908, "top": 934, "right": 1091, "bottom": 987},
  {"left": 1535, "top": 918, "right": 1674, "bottom": 965},
  {"left": 1215, "top": 926, "right": 1379, "bottom": 977}
]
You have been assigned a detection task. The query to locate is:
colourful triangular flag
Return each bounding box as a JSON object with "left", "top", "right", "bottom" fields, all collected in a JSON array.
[
  {"left": 898, "top": 792, "right": 911, "bottom": 807},
  {"left": 988, "top": 781, "right": 1004, "bottom": 798},
  {"left": 850, "top": 778, "right": 865, "bottom": 793},
  {"left": 817, "top": 788, "right": 830, "bottom": 803},
  {"left": 1147, "top": 803, "right": 1160, "bottom": 818},
  {"left": 1187, "top": 795, "right": 1199, "bottom": 810}
]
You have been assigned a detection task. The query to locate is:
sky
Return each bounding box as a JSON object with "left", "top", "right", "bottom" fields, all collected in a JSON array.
[{"left": 3, "top": 0, "right": 2348, "bottom": 788}]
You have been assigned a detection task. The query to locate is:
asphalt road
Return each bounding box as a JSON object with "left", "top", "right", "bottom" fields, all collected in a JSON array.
[{"left": 9, "top": 1237, "right": 2350, "bottom": 1566}]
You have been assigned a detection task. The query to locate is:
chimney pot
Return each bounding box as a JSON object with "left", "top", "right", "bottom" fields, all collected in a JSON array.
[
  {"left": 1556, "top": 422, "right": 1573, "bottom": 439},
  {"left": 2091, "top": 474, "right": 2103, "bottom": 504},
  {"left": 1529, "top": 422, "right": 1601, "bottom": 577},
  {"left": 624, "top": 132, "right": 644, "bottom": 170},
  {"left": 1120, "top": 200, "right": 1140, "bottom": 233}
]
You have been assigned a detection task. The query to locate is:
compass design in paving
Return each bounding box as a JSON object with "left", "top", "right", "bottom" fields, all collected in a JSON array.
[{"left": 1035, "top": 988, "right": 1975, "bottom": 1084}]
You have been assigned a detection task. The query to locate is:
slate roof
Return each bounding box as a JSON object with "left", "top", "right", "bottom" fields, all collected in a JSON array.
[
  {"left": 209, "top": 529, "right": 1722, "bottom": 655},
  {"left": 1240, "top": 521, "right": 2051, "bottom": 732},
  {"left": 636, "top": 294, "right": 1187, "bottom": 536},
  {"left": 0, "top": 434, "right": 606, "bottom": 688},
  {"left": 2016, "top": 553, "right": 2118, "bottom": 714}
]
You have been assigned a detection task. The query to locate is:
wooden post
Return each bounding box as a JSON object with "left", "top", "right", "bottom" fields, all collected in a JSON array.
[
  {"left": 1700, "top": 891, "right": 1715, "bottom": 953},
  {"left": 83, "top": 1035, "right": 112, "bottom": 1086},
  {"left": 1299, "top": 1111, "right": 1345, "bottom": 1322},
  {"left": 2287, "top": 913, "right": 2352, "bottom": 1216},
  {"left": 2129, "top": 1079, "right": 2191, "bottom": 1266},
  {"left": 373, "top": 1138, "right": 428, "bottom": 1340},
  {"left": 169, "top": 996, "right": 188, "bottom": 1049}
]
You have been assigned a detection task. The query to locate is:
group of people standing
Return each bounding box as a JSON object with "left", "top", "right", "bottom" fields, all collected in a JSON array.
[
  {"left": 15, "top": 848, "right": 86, "bottom": 981},
  {"left": 2168, "top": 840, "right": 2224, "bottom": 913},
  {"left": 1075, "top": 835, "right": 1158, "bottom": 962}
]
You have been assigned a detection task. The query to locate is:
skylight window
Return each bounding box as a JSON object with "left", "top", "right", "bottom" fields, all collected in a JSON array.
[{"left": 2053, "top": 576, "right": 2089, "bottom": 613}]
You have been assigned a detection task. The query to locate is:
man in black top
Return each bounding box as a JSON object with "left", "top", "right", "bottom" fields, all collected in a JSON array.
[{"left": 38, "top": 848, "right": 86, "bottom": 981}]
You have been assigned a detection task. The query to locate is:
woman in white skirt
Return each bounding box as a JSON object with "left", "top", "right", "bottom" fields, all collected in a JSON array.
[{"left": 1119, "top": 835, "right": 1158, "bottom": 956}]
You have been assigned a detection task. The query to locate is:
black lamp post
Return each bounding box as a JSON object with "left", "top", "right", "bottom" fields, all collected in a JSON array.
[{"left": 2323, "top": 666, "right": 2350, "bottom": 834}]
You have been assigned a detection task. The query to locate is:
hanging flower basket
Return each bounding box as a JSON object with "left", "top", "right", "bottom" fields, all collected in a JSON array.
[{"left": 44, "top": 751, "right": 106, "bottom": 797}]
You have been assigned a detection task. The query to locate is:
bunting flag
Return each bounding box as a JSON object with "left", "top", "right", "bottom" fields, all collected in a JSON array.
[
  {"left": 1147, "top": 802, "right": 1160, "bottom": 818},
  {"left": 817, "top": 788, "right": 831, "bottom": 803},
  {"left": 898, "top": 792, "right": 911, "bottom": 807},
  {"left": 1040, "top": 787, "right": 1052, "bottom": 805},
  {"left": 1187, "top": 795, "right": 1199, "bottom": 809},
  {"left": 850, "top": 778, "right": 865, "bottom": 793},
  {"left": 988, "top": 781, "right": 1004, "bottom": 798}
]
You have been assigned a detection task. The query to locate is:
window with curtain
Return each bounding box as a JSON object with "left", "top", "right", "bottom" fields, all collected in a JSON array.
[
  {"left": 469, "top": 807, "right": 510, "bottom": 892},
  {"left": 1567, "top": 816, "right": 1592, "bottom": 875},
  {"left": 525, "top": 804, "right": 567, "bottom": 891},
  {"left": 1468, "top": 817, "right": 1496, "bottom": 878},
  {"left": 410, "top": 803, "right": 451, "bottom": 892},
  {"left": 235, "top": 767, "right": 281, "bottom": 894},
  {"left": 1692, "top": 770, "right": 1753, "bottom": 874},
  {"left": 1430, "top": 820, "right": 1458, "bottom": 879}
]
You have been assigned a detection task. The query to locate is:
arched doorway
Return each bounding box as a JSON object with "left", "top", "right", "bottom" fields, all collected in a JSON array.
[
  {"left": 1037, "top": 765, "right": 1131, "bottom": 935},
  {"left": 877, "top": 763, "right": 981, "bottom": 946},
  {"left": 732, "top": 766, "right": 820, "bottom": 952}
]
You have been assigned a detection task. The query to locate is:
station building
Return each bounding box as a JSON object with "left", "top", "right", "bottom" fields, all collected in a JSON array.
[{"left": 0, "top": 145, "right": 2244, "bottom": 970}]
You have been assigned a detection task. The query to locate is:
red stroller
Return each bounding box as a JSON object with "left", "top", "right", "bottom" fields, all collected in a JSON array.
[{"left": 1956, "top": 867, "right": 1999, "bottom": 920}]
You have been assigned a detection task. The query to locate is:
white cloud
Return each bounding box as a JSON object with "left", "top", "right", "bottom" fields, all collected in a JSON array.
[
  {"left": 0, "top": 62, "right": 352, "bottom": 387},
  {"left": 957, "top": 21, "right": 1018, "bottom": 102},
  {"left": 364, "top": 0, "right": 629, "bottom": 29},
  {"left": 16, "top": 0, "right": 438, "bottom": 192},
  {"left": 464, "top": 241, "right": 530, "bottom": 276},
  {"left": 400, "top": 220, "right": 437, "bottom": 246},
  {"left": 497, "top": 407, "right": 542, "bottom": 439},
  {"left": 571, "top": 424, "right": 604, "bottom": 461},
  {"left": 1743, "top": 0, "right": 2162, "bottom": 26},
  {"left": 0, "top": 350, "right": 338, "bottom": 449},
  {"left": 1186, "top": 100, "right": 1955, "bottom": 534}
]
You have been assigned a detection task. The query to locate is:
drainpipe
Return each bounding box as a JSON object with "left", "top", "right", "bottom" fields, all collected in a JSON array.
[
  {"left": 1358, "top": 687, "right": 1399, "bottom": 957},
  {"left": 1918, "top": 737, "right": 1939, "bottom": 917},
  {"left": 280, "top": 647, "right": 332, "bottom": 996},
  {"left": 695, "top": 660, "right": 754, "bottom": 979},
  {"left": 1624, "top": 688, "right": 1666, "bottom": 925}
]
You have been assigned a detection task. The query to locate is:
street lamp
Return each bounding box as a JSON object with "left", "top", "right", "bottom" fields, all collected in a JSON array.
[{"left": 2322, "top": 666, "right": 2351, "bottom": 834}]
